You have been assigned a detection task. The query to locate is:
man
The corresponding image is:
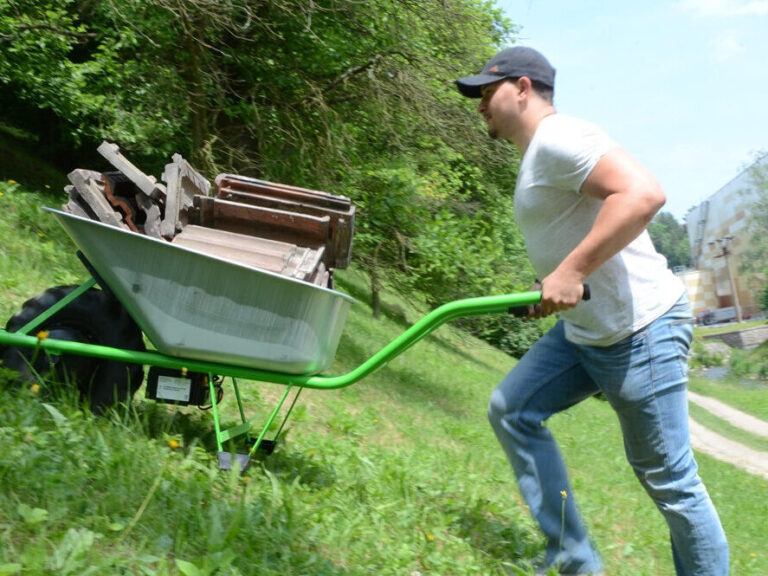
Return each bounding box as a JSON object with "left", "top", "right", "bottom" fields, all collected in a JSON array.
[{"left": 456, "top": 47, "right": 728, "bottom": 576}]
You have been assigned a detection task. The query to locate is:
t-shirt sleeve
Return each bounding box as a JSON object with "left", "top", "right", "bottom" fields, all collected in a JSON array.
[{"left": 534, "top": 118, "right": 616, "bottom": 193}]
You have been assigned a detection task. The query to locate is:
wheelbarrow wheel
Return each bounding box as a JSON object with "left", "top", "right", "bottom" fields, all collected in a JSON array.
[{"left": 1, "top": 285, "right": 146, "bottom": 413}]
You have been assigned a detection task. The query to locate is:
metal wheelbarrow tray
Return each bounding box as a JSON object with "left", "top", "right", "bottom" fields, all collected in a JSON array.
[{"left": 47, "top": 207, "right": 354, "bottom": 375}]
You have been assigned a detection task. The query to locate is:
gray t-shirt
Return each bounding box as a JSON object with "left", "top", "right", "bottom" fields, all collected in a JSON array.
[{"left": 514, "top": 114, "right": 684, "bottom": 346}]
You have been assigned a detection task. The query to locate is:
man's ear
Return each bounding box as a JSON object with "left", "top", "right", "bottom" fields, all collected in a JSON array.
[{"left": 515, "top": 76, "right": 533, "bottom": 98}]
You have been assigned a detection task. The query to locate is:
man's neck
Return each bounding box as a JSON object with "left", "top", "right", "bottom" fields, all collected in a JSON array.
[{"left": 515, "top": 105, "right": 557, "bottom": 156}]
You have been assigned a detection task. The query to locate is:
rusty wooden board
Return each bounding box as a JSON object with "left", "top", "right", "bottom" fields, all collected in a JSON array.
[{"left": 172, "top": 225, "right": 324, "bottom": 281}]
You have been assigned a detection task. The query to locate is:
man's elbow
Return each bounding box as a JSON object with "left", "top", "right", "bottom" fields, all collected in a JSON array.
[
  {"left": 649, "top": 182, "right": 666, "bottom": 214},
  {"left": 638, "top": 178, "right": 666, "bottom": 221}
]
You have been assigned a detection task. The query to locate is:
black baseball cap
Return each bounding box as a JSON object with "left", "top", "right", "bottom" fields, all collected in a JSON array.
[{"left": 456, "top": 46, "right": 556, "bottom": 98}]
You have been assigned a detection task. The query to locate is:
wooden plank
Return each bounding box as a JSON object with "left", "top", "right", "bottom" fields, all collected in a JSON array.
[
  {"left": 171, "top": 225, "right": 324, "bottom": 281},
  {"left": 102, "top": 172, "right": 139, "bottom": 232},
  {"left": 67, "top": 169, "right": 127, "bottom": 229},
  {"left": 217, "top": 187, "right": 352, "bottom": 218},
  {"left": 215, "top": 184, "right": 355, "bottom": 269},
  {"left": 215, "top": 174, "right": 352, "bottom": 211},
  {"left": 135, "top": 192, "right": 163, "bottom": 239},
  {"left": 161, "top": 154, "right": 212, "bottom": 239},
  {"left": 160, "top": 161, "right": 181, "bottom": 239},
  {"left": 173, "top": 153, "right": 210, "bottom": 197},
  {"left": 62, "top": 185, "right": 92, "bottom": 219},
  {"left": 195, "top": 197, "right": 331, "bottom": 247},
  {"left": 97, "top": 141, "right": 166, "bottom": 200}
]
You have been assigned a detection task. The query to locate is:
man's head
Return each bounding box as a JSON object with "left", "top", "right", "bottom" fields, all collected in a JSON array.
[{"left": 456, "top": 46, "right": 555, "bottom": 102}]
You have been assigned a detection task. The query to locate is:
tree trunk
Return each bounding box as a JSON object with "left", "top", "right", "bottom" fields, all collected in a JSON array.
[{"left": 179, "top": 4, "right": 208, "bottom": 165}]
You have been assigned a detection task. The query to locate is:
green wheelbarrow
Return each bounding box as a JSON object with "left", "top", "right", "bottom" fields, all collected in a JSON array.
[{"left": 0, "top": 208, "right": 551, "bottom": 471}]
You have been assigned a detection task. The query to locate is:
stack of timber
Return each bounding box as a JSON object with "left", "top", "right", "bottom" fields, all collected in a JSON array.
[{"left": 63, "top": 142, "right": 355, "bottom": 288}]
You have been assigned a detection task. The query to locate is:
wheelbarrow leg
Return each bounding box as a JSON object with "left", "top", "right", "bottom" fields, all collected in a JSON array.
[
  {"left": 210, "top": 376, "right": 250, "bottom": 472},
  {"left": 247, "top": 386, "right": 303, "bottom": 459}
]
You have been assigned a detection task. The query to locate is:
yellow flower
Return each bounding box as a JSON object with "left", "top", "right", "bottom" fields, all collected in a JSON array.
[
  {"left": 36, "top": 330, "right": 50, "bottom": 341},
  {"left": 44, "top": 184, "right": 51, "bottom": 189},
  {"left": 750, "top": 553, "right": 757, "bottom": 558},
  {"left": 8, "top": 179, "right": 17, "bottom": 184},
  {"left": 168, "top": 439, "right": 180, "bottom": 450},
  {"left": 561, "top": 490, "right": 568, "bottom": 499},
  {"left": 30, "top": 384, "right": 41, "bottom": 396},
  {"left": 426, "top": 534, "right": 434, "bottom": 541},
  {"left": 0, "top": 191, "right": 4, "bottom": 197}
]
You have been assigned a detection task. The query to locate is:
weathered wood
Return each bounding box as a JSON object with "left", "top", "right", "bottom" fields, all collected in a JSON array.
[
  {"left": 63, "top": 185, "right": 92, "bottom": 219},
  {"left": 215, "top": 174, "right": 351, "bottom": 211},
  {"left": 161, "top": 154, "right": 211, "bottom": 239},
  {"left": 161, "top": 161, "right": 181, "bottom": 239},
  {"left": 135, "top": 192, "right": 163, "bottom": 239},
  {"left": 97, "top": 141, "right": 166, "bottom": 200},
  {"left": 194, "top": 196, "right": 331, "bottom": 249},
  {"left": 173, "top": 153, "right": 210, "bottom": 196},
  {"left": 67, "top": 169, "right": 127, "bottom": 229},
  {"left": 172, "top": 225, "right": 323, "bottom": 280},
  {"left": 102, "top": 171, "right": 139, "bottom": 232},
  {"left": 215, "top": 178, "right": 355, "bottom": 269}
]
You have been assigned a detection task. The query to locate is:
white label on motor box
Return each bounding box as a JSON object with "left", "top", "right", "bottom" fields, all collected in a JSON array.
[{"left": 156, "top": 375, "right": 192, "bottom": 402}]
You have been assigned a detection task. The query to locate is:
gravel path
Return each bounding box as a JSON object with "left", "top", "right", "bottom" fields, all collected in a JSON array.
[
  {"left": 688, "top": 391, "right": 768, "bottom": 438},
  {"left": 687, "top": 391, "right": 768, "bottom": 479}
]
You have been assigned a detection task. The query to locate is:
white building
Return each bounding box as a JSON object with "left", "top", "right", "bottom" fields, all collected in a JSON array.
[{"left": 681, "top": 156, "right": 765, "bottom": 321}]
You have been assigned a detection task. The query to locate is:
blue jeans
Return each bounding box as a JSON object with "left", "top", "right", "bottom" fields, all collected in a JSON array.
[{"left": 488, "top": 296, "right": 728, "bottom": 575}]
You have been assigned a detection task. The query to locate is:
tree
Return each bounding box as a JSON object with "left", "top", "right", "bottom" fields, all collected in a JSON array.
[
  {"left": 1, "top": 0, "right": 543, "bottom": 353},
  {"left": 648, "top": 211, "right": 691, "bottom": 269}
]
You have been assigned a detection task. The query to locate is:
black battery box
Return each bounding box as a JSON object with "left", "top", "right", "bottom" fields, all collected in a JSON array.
[{"left": 145, "top": 367, "right": 209, "bottom": 406}]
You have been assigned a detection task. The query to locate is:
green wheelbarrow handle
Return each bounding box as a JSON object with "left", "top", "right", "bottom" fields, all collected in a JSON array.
[{"left": 0, "top": 290, "right": 552, "bottom": 390}]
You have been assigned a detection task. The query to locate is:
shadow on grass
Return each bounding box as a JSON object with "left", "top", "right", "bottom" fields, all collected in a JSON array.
[
  {"left": 449, "top": 502, "right": 541, "bottom": 572},
  {"left": 127, "top": 400, "right": 221, "bottom": 451},
  {"left": 126, "top": 400, "right": 340, "bottom": 489},
  {"left": 260, "top": 444, "right": 339, "bottom": 490}
]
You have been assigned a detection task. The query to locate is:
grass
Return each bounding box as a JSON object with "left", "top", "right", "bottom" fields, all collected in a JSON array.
[
  {"left": 688, "top": 374, "right": 768, "bottom": 422},
  {"left": 2, "top": 180, "right": 768, "bottom": 575},
  {"left": 0, "top": 180, "right": 81, "bottom": 322},
  {"left": 693, "top": 319, "right": 767, "bottom": 339},
  {"left": 688, "top": 403, "right": 768, "bottom": 452}
]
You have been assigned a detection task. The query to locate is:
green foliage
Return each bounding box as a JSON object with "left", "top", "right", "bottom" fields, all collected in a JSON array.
[
  {"left": 647, "top": 211, "right": 691, "bottom": 269},
  {"left": 689, "top": 339, "right": 725, "bottom": 369},
  {"left": 729, "top": 342, "right": 768, "bottom": 380},
  {"left": 0, "top": 0, "right": 535, "bottom": 356},
  {"left": 0, "top": 180, "right": 81, "bottom": 321}
]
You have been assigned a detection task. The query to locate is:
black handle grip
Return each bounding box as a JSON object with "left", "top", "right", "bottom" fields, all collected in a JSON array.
[{"left": 509, "top": 283, "right": 591, "bottom": 318}]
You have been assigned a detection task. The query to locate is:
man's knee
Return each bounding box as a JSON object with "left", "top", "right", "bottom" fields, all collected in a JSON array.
[
  {"left": 488, "top": 383, "right": 533, "bottom": 433},
  {"left": 630, "top": 451, "right": 702, "bottom": 508}
]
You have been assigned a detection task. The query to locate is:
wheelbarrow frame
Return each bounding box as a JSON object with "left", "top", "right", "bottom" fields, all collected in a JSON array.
[{"left": 0, "top": 267, "right": 543, "bottom": 465}]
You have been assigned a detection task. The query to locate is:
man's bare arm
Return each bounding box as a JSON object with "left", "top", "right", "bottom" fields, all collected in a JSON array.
[{"left": 537, "top": 148, "right": 665, "bottom": 317}]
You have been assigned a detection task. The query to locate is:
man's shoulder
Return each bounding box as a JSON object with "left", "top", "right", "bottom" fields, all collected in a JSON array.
[{"left": 539, "top": 114, "right": 606, "bottom": 140}]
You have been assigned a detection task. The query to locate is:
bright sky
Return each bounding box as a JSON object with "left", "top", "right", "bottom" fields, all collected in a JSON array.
[{"left": 496, "top": 0, "right": 768, "bottom": 221}]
